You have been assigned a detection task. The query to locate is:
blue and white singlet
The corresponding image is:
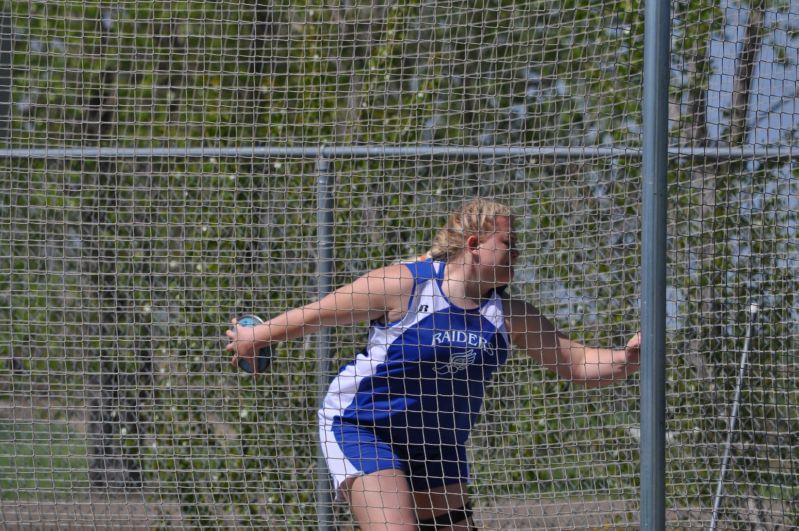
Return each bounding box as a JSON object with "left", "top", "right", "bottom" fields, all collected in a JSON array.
[{"left": 319, "top": 259, "right": 511, "bottom": 450}]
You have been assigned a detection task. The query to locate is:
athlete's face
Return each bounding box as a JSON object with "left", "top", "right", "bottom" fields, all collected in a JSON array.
[{"left": 473, "top": 215, "right": 518, "bottom": 285}]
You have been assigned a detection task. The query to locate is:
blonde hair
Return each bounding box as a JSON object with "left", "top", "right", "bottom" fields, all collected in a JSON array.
[{"left": 429, "top": 198, "right": 513, "bottom": 261}]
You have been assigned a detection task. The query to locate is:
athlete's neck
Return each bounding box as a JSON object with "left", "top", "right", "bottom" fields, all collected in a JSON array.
[{"left": 441, "top": 262, "right": 492, "bottom": 309}]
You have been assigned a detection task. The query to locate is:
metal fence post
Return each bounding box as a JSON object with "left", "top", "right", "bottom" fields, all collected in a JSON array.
[
  {"left": 641, "top": 0, "right": 670, "bottom": 528},
  {"left": 316, "top": 157, "right": 335, "bottom": 531}
]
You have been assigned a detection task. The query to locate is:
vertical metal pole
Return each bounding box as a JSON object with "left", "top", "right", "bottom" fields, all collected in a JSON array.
[
  {"left": 316, "top": 158, "right": 335, "bottom": 531},
  {"left": 641, "top": 0, "right": 670, "bottom": 528},
  {"left": 708, "top": 304, "right": 758, "bottom": 531}
]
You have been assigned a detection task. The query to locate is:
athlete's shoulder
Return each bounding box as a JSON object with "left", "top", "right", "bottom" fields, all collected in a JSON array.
[
  {"left": 501, "top": 297, "right": 549, "bottom": 336},
  {"left": 362, "top": 262, "right": 415, "bottom": 292},
  {"left": 501, "top": 296, "right": 529, "bottom": 318},
  {"left": 400, "top": 256, "right": 439, "bottom": 283}
]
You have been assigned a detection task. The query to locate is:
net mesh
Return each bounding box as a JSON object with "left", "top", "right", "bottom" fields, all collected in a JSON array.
[{"left": 0, "top": 0, "right": 797, "bottom": 529}]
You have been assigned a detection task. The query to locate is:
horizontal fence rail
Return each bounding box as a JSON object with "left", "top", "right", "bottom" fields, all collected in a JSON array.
[{"left": 1, "top": 145, "right": 799, "bottom": 160}]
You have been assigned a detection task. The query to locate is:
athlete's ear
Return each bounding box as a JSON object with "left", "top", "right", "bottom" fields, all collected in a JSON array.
[{"left": 466, "top": 234, "right": 480, "bottom": 256}]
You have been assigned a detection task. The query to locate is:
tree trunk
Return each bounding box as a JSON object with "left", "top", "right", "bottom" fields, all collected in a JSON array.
[{"left": 81, "top": 10, "right": 150, "bottom": 492}]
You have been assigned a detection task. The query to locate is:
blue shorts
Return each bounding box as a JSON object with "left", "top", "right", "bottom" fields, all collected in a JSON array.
[{"left": 319, "top": 416, "right": 469, "bottom": 497}]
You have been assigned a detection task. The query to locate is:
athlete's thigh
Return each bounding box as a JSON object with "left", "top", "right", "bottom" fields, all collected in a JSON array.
[
  {"left": 413, "top": 481, "right": 471, "bottom": 526},
  {"left": 342, "top": 468, "right": 416, "bottom": 531},
  {"left": 406, "top": 443, "right": 472, "bottom": 528}
]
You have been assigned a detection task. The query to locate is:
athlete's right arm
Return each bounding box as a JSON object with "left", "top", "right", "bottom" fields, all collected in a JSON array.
[{"left": 225, "top": 263, "right": 415, "bottom": 358}]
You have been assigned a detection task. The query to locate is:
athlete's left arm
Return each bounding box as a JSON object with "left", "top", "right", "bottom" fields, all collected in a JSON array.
[
  {"left": 556, "top": 332, "right": 640, "bottom": 387},
  {"left": 504, "top": 299, "right": 640, "bottom": 387}
]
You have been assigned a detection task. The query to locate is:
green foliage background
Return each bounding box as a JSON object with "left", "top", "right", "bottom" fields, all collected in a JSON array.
[{"left": 0, "top": 0, "right": 797, "bottom": 528}]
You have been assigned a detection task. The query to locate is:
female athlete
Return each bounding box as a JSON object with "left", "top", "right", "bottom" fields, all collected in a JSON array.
[{"left": 225, "top": 198, "right": 641, "bottom": 531}]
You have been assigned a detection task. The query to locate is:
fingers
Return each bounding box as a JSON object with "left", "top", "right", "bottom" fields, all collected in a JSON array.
[
  {"left": 226, "top": 316, "right": 271, "bottom": 374},
  {"left": 226, "top": 327, "right": 239, "bottom": 370},
  {"left": 625, "top": 333, "right": 642, "bottom": 367},
  {"left": 225, "top": 322, "right": 254, "bottom": 368},
  {"left": 225, "top": 319, "right": 237, "bottom": 346},
  {"left": 627, "top": 331, "right": 642, "bottom": 347}
]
